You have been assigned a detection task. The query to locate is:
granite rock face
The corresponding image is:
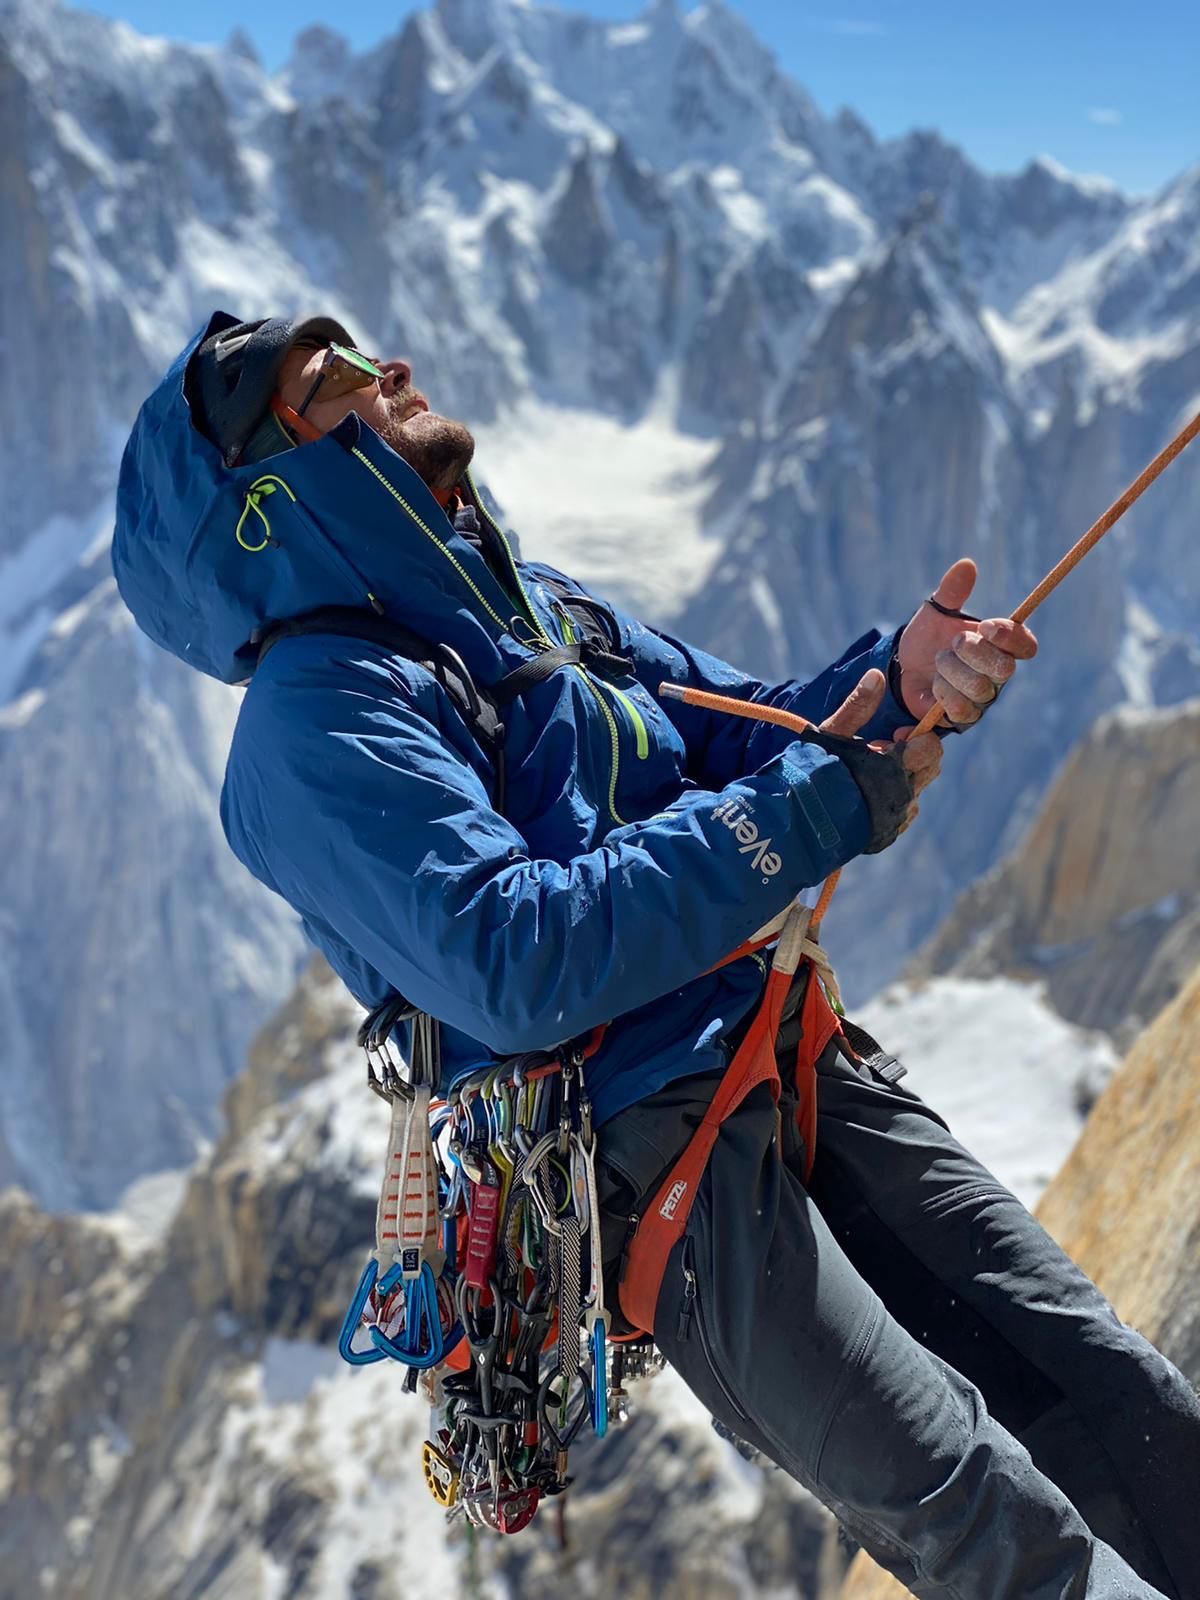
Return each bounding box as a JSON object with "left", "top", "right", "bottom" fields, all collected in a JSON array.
[
  {"left": 1036, "top": 968, "right": 1200, "bottom": 1372},
  {"left": 913, "top": 700, "right": 1200, "bottom": 1046}
]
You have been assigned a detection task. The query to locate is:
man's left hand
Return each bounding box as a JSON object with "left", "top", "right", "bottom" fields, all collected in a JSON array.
[{"left": 894, "top": 558, "right": 1038, "bottom": 728}]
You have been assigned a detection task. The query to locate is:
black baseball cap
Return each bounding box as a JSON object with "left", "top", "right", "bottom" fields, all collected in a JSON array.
[{"left": 186, "top": 310, "right": 355, "bottom": 466}]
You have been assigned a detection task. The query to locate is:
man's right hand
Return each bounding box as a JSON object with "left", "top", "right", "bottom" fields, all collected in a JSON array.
[{"left": 803, "top": 669, "right": 942, "bottom": 853}]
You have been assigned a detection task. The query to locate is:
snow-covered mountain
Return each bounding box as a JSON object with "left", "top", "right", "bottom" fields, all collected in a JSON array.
[
  {"left": 679, "top": 172, "right": 1200, "bottom": 988},
  {"left": 1, "top": 0, "right": 1197, "bottom": 1205}
]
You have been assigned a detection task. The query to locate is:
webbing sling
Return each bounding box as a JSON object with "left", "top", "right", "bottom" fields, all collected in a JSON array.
[{"left": 619, "top": 904, "right": 842, "bottom": 1337}]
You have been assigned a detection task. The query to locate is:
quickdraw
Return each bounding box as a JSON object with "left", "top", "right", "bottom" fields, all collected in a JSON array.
[{"left": 339, "top": 1009, "right": 462, "bottom": 1370}]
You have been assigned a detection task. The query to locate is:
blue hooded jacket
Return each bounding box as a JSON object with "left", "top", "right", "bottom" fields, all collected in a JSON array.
[{"left": 113, "top": 314, "right": 909, "bottom": 1126}]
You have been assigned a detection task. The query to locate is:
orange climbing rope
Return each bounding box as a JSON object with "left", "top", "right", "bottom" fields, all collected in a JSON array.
[
  {"left": 657, "top": 681, "right": 846, "bottom": 935},
  {"left": 659, "top": 405, "right": 1200, "bottom": 940}
]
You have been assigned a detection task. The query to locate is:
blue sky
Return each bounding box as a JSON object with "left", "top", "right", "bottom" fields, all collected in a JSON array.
[{"left": 82, "top": 0, "right": 1198, "bottom": 194}]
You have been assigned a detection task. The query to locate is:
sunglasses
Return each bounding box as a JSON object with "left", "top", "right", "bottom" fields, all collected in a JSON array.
[
  {"left": 297, "top": 343, "right": 387, "bottom": 415},
  {"left": 272, "top": 342, "right": 387, "bottom": 444}
]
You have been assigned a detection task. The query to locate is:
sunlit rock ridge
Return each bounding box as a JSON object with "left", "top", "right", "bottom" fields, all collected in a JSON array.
[{"left": 914, "top": 698, "right": 1200, "bottom": 1046}]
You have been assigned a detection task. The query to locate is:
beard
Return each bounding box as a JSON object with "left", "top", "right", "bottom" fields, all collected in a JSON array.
[{"left": 377, "top": 391, "right": 475, "bottom": 492}]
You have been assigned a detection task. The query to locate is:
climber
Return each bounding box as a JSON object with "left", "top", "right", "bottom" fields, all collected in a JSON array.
[{"left": 113, "top": 313, "right": 1200, "bottom": 1599}]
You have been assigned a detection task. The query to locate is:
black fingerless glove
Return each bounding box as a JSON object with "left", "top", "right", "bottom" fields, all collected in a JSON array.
[{"left": 800, "top": 728, "right": 914, "bottom": 854}]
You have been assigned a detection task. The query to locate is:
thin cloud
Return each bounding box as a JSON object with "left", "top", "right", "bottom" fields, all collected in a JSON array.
[{"left": 1087, "top": 107, "right": 1123, "bottom": 126}]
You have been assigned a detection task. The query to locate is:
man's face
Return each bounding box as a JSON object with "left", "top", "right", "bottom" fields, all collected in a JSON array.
[{"left": 276, "top": 345, "right": 475, "bottom": 492}]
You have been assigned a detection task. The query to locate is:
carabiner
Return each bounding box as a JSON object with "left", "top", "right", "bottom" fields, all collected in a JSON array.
[
  {"left": 537, "top": 1366, "right": 594, "bottom": 1452},
  {"left": 587, "top": 1311, "right": 610, "bottom": 1437},
  {"left": 338, "top": 1256, "right": 404, "bottom": 1366},
  {"left": 370, "top": 1262, "right": 462, "bottom": 1370}
]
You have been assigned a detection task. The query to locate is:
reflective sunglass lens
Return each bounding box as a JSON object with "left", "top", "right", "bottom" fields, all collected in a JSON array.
[{"left": 329, "top": 342, "right": 386, "bottom": 380}]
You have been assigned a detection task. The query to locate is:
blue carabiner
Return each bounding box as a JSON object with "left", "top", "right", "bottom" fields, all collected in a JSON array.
[
  {"left": 370, "top": 1262, "right": 464, "bottom": 1370},
  {"left": 338, "top": 1257, "right": 404, "bottom": 1366},
  {"left": 442, "top": 1146, "right": 467, "bottom": 1219},
  {"left": 591, "top": 1319, "right": 609, "bottom": 1437}
]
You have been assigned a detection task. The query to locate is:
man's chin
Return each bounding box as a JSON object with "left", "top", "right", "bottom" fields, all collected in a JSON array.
[{"left": 383, "top": 410, "right": 475, "bottom": 492}]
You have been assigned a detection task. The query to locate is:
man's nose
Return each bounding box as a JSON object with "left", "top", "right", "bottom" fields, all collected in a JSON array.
[{"left": 379, "top": 358, "right": 412, "bottom": 393}]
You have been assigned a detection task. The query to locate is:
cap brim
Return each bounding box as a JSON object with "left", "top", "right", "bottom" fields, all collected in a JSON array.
[{"left": 288, "top": 315, "right": 357, "bottom": 351}]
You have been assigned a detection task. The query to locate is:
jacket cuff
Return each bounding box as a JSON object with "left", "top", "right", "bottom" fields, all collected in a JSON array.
[
  {"left": 858, "top": 626, "right": 912, "bottom": 742},
  {"left": 777, "top": 740, "right": 873, "bottom": 871}
]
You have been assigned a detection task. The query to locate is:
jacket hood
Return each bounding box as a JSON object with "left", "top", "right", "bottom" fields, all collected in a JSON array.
[{"left": 113, "top": 312, "right": 530, "bottom": 686}]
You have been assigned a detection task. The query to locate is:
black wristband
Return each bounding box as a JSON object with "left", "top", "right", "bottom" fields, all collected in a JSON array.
[
  {"left": 924, "top": 594, "right": 980, "bottom": 621},
  {"left": 800, "top": 728, "right": 914, "bottom": 855},
  {"left": 887, "top": 645, "right": 910, "bottom": 718}
]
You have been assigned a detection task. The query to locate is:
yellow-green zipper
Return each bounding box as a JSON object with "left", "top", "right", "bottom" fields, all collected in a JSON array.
[
  {"left": 353, "top": 450, "right": 511, "bottom": 632},
  {"left": 554, "top": 601, "right": 650, "bottom": 761},
  {"left": 466, "top": 469, "right": 643, "bottom": 825},
  {"left": 347, "top": 453, "right": 648, "bottom": 828},
  {"left": 606, "top": 684, "right": 650, "bottom": 758}
]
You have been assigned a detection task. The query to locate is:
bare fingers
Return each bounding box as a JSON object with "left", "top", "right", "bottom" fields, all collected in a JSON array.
[
  {"left": 893, "top": 728, "right": 943, "bottom": 797},
  {"left": 932, "top": 652, "right": 993, "bottom": 724},
  {"left": 979, "top": 618, "right": 1038, "bottom": 660}
]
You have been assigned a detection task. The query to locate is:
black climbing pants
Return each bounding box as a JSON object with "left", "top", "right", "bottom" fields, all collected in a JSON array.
[{"left": 597, "top": 1032, "right": 1200, "bottom": 1599}]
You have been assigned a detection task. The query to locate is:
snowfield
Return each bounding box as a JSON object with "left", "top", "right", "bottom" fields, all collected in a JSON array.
[
  {"left": 855, "top": 975, "right": 1118, "bottom": 1207},
  {"left": 474, "top": 398, "right": 723, "bottom": 620}
]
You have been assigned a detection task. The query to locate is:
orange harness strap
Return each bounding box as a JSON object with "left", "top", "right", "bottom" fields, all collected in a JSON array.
[
  {"left": 792, "top": 966, "right": 839, "bottom": 1178},
  {"left": 619, "top": 951, "right": 840, "bottom": 1337}
]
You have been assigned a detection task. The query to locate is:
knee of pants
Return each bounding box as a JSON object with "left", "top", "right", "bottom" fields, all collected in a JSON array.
[{"left": 812, "top": 1311, "right": 987, "bottom": 1519}]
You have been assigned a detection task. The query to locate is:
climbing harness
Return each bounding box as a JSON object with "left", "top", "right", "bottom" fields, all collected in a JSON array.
[
  {"left": 335, "top": 881, "right": 851, "bottom": 1533},
  {"left": 621, "top": 902, "right": 843, "bottom": 1334}
]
